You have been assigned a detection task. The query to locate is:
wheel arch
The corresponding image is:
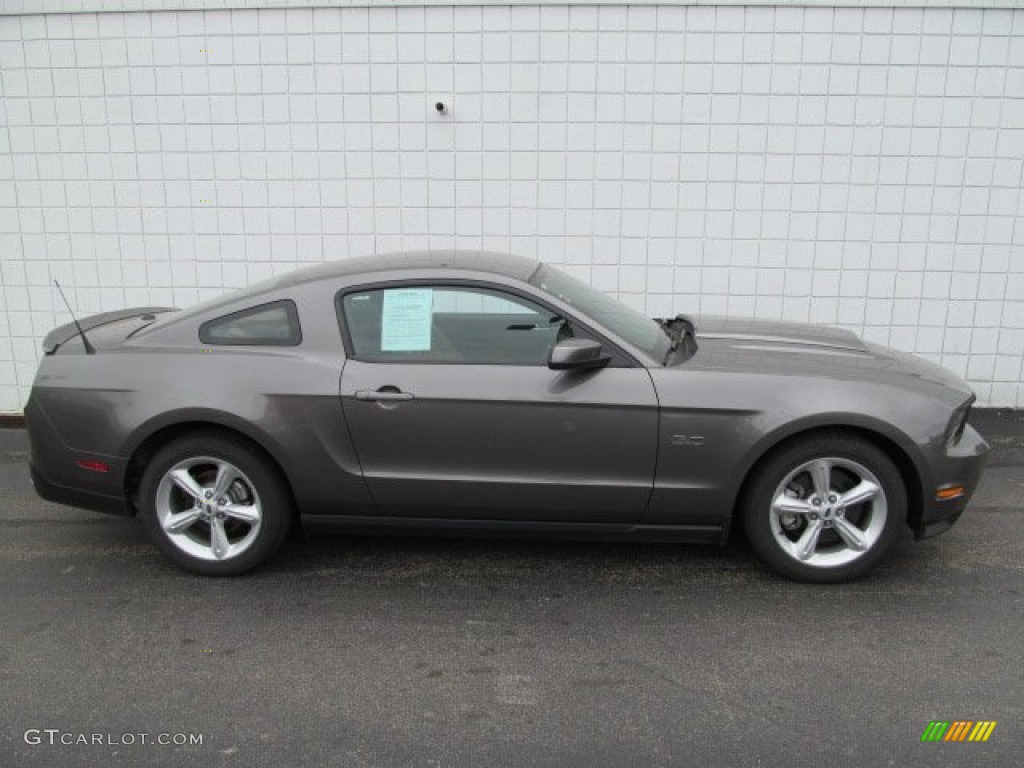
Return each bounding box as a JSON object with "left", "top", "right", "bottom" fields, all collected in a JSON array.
[
  {"left": 122, "top": 411, "right": 298, "bottom": 517},
  {"left": 727, "top": 417, "right": 927, "bottom": 539}
]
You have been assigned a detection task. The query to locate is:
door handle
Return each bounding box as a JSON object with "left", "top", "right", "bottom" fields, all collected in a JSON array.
[{"left": 355, "top": 388, "right": 415, "bottom": 402}]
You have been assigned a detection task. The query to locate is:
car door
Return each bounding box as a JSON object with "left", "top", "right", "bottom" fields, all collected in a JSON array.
[{"left": 338, "top": 282, "right": 659, "bottom": 522}]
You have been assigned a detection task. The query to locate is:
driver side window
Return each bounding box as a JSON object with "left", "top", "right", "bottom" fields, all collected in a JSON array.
[{"left": 341, "top": 285, "right": 569, "bottom": 365}]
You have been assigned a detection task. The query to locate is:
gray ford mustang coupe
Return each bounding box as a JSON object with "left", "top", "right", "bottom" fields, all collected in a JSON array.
[{"left": 26, "top": 251, "right": 989, "bottom": 582}]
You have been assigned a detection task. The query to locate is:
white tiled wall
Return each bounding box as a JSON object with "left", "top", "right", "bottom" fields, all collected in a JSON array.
[{"left": 1, "top": 3, "right": 1022, "bottom": 410}]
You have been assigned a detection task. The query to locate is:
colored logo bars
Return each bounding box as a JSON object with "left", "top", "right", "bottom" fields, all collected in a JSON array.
[{"left": 921, "top": 721, "right": 997, "bottom": 742}]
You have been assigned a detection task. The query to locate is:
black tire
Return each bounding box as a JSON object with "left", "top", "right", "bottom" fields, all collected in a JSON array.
[
  {"left": 138, "top": 431, "right": 293, "bottom": 576},
  {"left": 741, "top": 432, "right": 906, "bottom": 583}
]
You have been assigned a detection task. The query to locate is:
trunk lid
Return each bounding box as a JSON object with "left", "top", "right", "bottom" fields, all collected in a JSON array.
[{"left": 42, "top": 307, "right": 178, "bottom": 354}]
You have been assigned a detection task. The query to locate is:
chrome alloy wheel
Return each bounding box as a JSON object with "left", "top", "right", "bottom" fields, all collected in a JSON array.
[
  {"left": 769, "top": 457, "right": 888, "bottom": 568},
  {"left": 154, "top": 457, "right": 263, "bottom": 561}
]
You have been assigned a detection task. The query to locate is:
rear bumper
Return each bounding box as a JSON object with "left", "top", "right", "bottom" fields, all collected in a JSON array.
[
  {"left": 914, "top": 424, "right": 989, "bottom": 540},
  {"left": 30, "top": 464, "right": 132, "bottom": 516},
  {"left": 25, "top": 394, "right": 131, "bottom": 516}
]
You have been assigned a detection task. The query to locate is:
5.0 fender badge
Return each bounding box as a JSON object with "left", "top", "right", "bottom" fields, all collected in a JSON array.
[{"left": 670, "top": 435, "right": 705, "bottom": 447}]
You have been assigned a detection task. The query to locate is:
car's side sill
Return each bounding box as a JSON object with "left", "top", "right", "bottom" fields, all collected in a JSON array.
[{"left": 301, "top": 514, "right": 723, "bottom": 545}]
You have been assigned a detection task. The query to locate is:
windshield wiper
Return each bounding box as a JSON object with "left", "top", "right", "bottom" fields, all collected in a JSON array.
[{"left": 658, "top": 314, "right": 698, "bottom": 365}]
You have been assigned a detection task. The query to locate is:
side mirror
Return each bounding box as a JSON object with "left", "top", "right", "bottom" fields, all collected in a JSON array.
[{"left": 548, "top": 339, "right": 611, "bottom": 371}]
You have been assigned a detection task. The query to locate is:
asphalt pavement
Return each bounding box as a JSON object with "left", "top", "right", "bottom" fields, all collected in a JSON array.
[{"left": 0, "top": 414, "right": 1021, "bottom": 768}]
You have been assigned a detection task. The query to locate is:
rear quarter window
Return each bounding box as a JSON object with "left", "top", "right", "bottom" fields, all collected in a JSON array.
[{"left": 198, "top": 300, "right": 301, "bottom": 346}]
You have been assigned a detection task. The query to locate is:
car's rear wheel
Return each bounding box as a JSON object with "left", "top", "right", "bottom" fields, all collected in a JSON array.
[
  {"left": 742, "top": 433, "right": 905, "bottom": 583},
  {"left": 139, "top": 433, "right": 292, "bottom": 576}
]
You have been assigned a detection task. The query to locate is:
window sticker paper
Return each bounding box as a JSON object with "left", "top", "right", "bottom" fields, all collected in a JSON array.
[{"left": 380, "top": 288, "right": 433, "bottom": 351}]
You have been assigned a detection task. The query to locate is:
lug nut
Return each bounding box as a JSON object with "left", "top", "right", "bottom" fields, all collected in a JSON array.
[
  {"left": 205, "top": 491, "right": 213, "bottom": 499},
  {"left": 828, "top": 494, "right": 838, "bottom": 503},
  {"left": 812, "top": 498, "right": 822, "bottom": 506}
]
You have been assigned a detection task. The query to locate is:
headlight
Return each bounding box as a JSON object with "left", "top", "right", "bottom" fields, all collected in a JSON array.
[{"left": 945, "top": 395, "right": 974, "bottom": 448}]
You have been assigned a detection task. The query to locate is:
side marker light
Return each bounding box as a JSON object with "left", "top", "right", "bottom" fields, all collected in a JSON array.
[
  {"left": 935, "top": 486, "right": 965, "bottom": 501},
  {"left": 76, "top": 459, "right": 110, "bottom": 473}
]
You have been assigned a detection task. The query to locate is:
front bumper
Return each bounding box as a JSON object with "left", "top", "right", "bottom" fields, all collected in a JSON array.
[{"left": 914, "top": 424, "right": 990, "bottom": 540}]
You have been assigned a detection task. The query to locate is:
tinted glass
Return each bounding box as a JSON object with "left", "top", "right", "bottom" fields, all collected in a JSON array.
[
  {"left": 342, "top": 286, "right": 566, "bottom": 365},
  {"left": 199, "top": 301, "right": 301, "bottom": 346},
  {"left": 530, "top": 264, "right": 668, "bottom": 360}
]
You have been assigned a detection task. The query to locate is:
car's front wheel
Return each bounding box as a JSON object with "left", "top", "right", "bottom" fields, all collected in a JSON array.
[
  {"left": 742, "top": 433, "right": 905, "bottom": 583},
  {"left": 139, "top": 433, "right": 292, "bottom": 576}
]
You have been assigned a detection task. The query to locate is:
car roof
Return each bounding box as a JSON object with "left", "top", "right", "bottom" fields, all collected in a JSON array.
[
  {"left": 163, "top": 250, "right": 543, "bottom": 324},
  {"left": 284, "top": 250, "right": 542, "bottom": 285}
]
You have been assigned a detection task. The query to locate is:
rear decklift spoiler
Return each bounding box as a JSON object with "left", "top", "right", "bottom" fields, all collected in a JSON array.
[{"left": 42, "top": 307, "right": 177, "bottom": 354}]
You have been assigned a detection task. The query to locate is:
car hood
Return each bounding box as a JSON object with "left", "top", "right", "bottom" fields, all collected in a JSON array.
[
  {"left": 680, "top": 314, "right": 972, "bottom": 398},
  {"left": 694, "top": 314, "right": 867, "bottom": 353}
]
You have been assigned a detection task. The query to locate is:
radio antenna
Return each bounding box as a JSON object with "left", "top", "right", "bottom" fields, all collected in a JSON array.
[{"left": 53, "top": 280, "right": 96, "bottom": 354}]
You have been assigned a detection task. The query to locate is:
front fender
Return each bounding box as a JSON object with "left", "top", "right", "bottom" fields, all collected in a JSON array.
[
  {"left": 733, "top": 411, "right": 929, "bottom": 504},
  {"left": 644, "top": 368, "right": 945, "bottom": 534}
]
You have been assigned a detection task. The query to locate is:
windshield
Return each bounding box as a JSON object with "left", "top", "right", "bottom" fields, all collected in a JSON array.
[{"left": 530, "top": 264, "right": 670, "bottom": 361}]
